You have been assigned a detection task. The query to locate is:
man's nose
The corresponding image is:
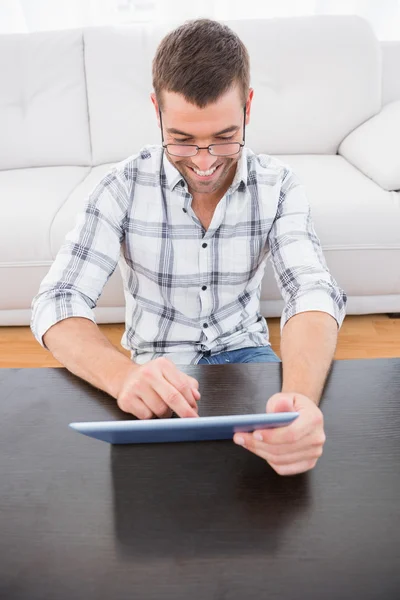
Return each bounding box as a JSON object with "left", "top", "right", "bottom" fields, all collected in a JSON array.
[{"left": 192, "top": 148, "right": 218, "bottom": 171}]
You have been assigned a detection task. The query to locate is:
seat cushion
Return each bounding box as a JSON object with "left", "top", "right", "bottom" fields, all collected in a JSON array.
[
  {"left": 278, "top": 154, "right": 400, "bottom": 248},
  {"left": 0, "top": 166, "right": 89, "bottom": 264},
  {"left": 50, "top": 164, "right": 124, "bottom": 309},
  {"left": 278, "top": 155, "right": 400, "bottom": 249},
  {"left": 50, "top": 164, "right": 117, "bottom": 255},
  {"left": 261, "top": 154, "right": 400, "bottom": 301}
]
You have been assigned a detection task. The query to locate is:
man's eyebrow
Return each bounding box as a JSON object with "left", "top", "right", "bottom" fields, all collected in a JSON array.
[{"left": 167, "top": 124, "right": 240, "bottom": 137}]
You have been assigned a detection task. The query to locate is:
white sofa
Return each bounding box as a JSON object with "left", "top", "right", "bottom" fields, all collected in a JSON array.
[{"left": 1, "top": 15, "right": 400, "bottom": 326}]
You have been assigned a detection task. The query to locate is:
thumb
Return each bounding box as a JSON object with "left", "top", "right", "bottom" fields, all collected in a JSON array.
[{"left": 266, "top": 393, "right": 296, "bottom": 414}]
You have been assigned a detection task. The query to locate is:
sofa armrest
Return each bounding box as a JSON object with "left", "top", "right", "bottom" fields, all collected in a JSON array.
[{"left": 338, "top": 101, "right": 400, "bottom": 191}]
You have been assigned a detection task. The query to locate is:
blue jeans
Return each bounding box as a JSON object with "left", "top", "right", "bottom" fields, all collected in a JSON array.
[{"left": 198, "top": 345, "right": 281, "bottom": 364}]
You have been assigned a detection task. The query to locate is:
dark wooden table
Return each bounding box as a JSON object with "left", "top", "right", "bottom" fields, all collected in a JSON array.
[{"left": 1, "top": 359, "right": 400, "bottom": 600}]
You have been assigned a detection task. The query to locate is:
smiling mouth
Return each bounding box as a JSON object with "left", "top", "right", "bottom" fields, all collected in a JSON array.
[{"left": 188, "top": 164, "right": 222, "bottom": 178}]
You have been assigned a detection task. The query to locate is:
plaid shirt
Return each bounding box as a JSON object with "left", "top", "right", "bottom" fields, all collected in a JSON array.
[{"left": 31, "top": 146, "right": 347, "bottom": 365}]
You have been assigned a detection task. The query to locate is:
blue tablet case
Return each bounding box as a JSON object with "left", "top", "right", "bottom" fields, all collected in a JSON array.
[{"left": 69, "top": 412, "right": 299, "bottom": 444}]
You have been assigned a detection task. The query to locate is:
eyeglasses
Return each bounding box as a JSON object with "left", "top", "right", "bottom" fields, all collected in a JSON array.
[
  {"left": 163, "top": 142, "right": 244, "bottom": 157},
  {"left": 159, "top": 107, "right": 246, "bottom": 157}
]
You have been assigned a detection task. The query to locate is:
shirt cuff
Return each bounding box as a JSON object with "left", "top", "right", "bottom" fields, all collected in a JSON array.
[
  {"left": 31, "top": 298, "right": 96, "bottom": 349},
  {"left": 280, "top": 289, "right": 347, "bottom": 334}
]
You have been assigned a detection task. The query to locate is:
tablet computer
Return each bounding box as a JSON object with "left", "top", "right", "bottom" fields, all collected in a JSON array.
[{"left": 69, "top": 412, "right": 299, "bottom": 445}]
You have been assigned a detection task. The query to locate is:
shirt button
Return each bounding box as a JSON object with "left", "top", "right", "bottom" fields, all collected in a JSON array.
[
  {"left": 202, "top": 243, "right": 208, "bottom": 248},
  {"left": 203, "top": 323, "right": 208, "bottom": 328},
  {"left": 201, "top": 285, "right": 207, "bottom": 291},
  {"left": 182, "top": 208, "right": 187, "bottom": 213}
]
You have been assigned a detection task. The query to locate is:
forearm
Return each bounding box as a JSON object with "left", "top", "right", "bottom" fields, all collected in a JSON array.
[
  {"left": 280, "top": 311, "right": 338, "bottom": 404},
  {"left": 43, "top": 317, "right": 136, "bottom": 399}
]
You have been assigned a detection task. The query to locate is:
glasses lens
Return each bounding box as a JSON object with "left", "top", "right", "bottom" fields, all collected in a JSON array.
[
  {"left": 166, "top": 145, "right": 197, "bottom": 157},
  {"left": 210, "top": 143, "right": 242, "bottom": 156}
]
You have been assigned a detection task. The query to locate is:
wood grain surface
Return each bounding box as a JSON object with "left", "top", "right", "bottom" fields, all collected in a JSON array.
[{"left": 0, "top": 359, "right": 400, "bottom": 599}]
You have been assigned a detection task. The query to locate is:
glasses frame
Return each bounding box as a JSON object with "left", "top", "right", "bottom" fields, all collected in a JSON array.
[{"left": 159, "top": 106, "right": 246, "bottom": 157}]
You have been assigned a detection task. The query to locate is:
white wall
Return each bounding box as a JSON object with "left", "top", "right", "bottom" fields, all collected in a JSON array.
[{"left": 1, "top": 0, "right": 400, "bottom": 40}]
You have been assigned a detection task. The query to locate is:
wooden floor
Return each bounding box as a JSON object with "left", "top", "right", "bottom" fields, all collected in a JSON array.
[{"left": 0, "top": 314, "right": 399, "bottom": 368}]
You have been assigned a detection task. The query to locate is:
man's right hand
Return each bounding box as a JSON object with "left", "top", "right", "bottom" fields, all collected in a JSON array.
[{"left": 115, "top": 357, "right": 201, "bottom": 419}]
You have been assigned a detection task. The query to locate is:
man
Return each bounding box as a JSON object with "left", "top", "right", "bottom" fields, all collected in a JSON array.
[{"left": 31, "top": 19, "right": 346, "bottom": 475}]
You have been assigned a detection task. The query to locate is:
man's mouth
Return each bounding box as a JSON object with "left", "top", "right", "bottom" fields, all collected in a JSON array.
[{"left": 188, "top": 163, "right": 222, "bottom": 180}]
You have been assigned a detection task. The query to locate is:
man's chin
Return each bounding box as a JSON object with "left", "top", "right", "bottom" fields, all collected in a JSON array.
[
  {"left": 183, "top": 164, "right": 231, "bottom": 194},
  {"left": 185, "top": 176, "right": 224, "bottom": 194}
]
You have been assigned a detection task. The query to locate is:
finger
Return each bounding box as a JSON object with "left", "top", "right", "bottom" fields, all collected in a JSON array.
[
  {"left": 122, "top": 379, "right": 167, "bottom": 419},
  {"left": 161, "top": 360, "right": 198, "bottom": 407},
  {"left": 138, "top": 359, "right": 198, "bottom": 418},
  {"left": 234, "top": 429, "right": 325, "bottom": 456},
  {"left": 259, "top": 413, "right": 319, "bottom": 445},
  {"left": 136, "top": 385, "right": 174, "bottom": 419},
  {"left": 188, "top": 376, "right": 200, "bottom": 395},
  {"left": 151, "top": 373, "right": 199, "bottom": 418},
  {"left": 191, "top": 387, "right": 201, "bottom": 401},
  {"left": 234, "top": 433, "right": 313, "bottom": 457},
  {"left": 122, "top": 397, "right": 154, "bottom": 420},
  {"left": 162, "top": 363, "right": 200, "bottom": 411},
  {"left": 233, "top": 438, "right": 319, "bottom": 475},
  {"left": 253, "top": 430, "right": 325, "bottom": 455},
  {"left": 270, "top": 460, "right": 318, "bottom": 476},
  {"left": 253, "top": 444, "right": 323, "bottom": 466},
  {"left": 233, "top": 432, "right": 308, "bottom": 453},
  {"left": 117, "top": 386, "right": 154, "bottom": 419}
]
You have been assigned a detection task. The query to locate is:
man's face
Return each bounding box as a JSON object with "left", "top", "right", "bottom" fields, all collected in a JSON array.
[{"left": 152, "top": 86, "right": 252, "bottom": 197}]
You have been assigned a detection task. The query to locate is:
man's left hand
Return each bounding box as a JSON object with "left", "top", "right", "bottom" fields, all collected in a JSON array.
[{"left": 233, "top": 392, "right": 326, "bottom": 475}]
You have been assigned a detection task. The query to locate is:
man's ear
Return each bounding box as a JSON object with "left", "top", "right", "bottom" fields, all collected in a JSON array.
[
  {"left": 150, "top": 93, "right": 160, "bottom": 128},
  {"left": 245, "top": 88, "right": 254, "bottom": 126}
]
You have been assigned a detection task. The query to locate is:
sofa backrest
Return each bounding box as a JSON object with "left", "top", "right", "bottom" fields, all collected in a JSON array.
[
  {"left": 381, "top": 41, "right": 400, "bottom": 106},
  {"left": 231, "top": 16, "right": 381, "bottom": 155},
  {"left": 0, "top": 30, "right": 91, "bottom": 170},
  {"left": 83, "top": 15, "right": 382, "bottom": 164},
  {"left": 0, "top": 16, "right": 382, "bottom": 169}
]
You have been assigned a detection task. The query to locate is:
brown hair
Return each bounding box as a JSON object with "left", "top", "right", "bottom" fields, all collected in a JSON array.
[{"left": 152, "top": 19, "right": 250, "bottom": 109}]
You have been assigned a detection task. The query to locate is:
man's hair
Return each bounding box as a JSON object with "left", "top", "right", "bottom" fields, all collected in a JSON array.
[{"left": 152, "top": 19, "right": 250, "bottom": 109}]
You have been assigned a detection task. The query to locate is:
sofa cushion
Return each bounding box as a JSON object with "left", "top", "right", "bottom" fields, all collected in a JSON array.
[
  {"left": 232, "top": 16, "right": 381, "bottom": 155},
  {"left": 0, "top": 166, "right": 89, "bottom": 264},
  {"left": 49, "top": 164, "right": 119, "bottom": 256},
  {"left": 278, "top": 154, "right": 400, "bottom": 248},
  {"left": 261, "top": 155, "right": 400, "bottom": 300},
  {"left": 50, "top": 164, "right": 124, "bottom": 310},
  {"left": 338, "top": 101, "right": 400, "bottom": 192},
  {"left": 0, "top": 30, "right": 91, "bottom": 169},
  {"left": 84, "top": 24, "right": 161, "bottom": 166}
]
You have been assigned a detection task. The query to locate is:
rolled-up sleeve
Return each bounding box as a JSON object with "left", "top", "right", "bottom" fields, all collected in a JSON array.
[
  {"left": 31, "top": 169, "right": 129, "bottom": 347},
  {"left": 268, "top": 168, "right": 347, "bottom": 333}
]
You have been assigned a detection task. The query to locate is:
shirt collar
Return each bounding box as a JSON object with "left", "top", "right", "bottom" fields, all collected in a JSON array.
[
  {"left": 230, "top": 149, "right": 248, "bottom": 193},
  {"left": 162, "top": 147, "right": 248, "bottom": 193},
  {"left": 162, "top": 151, "right": 185, "bottom": 191}
]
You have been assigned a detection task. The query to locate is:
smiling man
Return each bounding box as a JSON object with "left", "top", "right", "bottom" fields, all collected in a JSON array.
[{"left": 31, "top": 19, "right": 347, "bottom": 475}]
